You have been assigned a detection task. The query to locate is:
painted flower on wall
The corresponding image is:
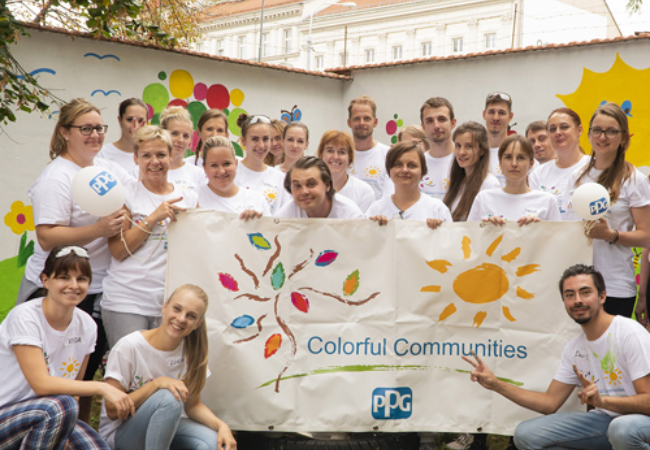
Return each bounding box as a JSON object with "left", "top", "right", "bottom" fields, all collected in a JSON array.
[{"left": 4, "top": 201, "right": 34, "bottom": 235}]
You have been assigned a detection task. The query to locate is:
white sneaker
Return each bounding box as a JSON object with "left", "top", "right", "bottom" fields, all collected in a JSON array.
[{"left": 446, "top": 434, "right": 474, "bottom": 450}]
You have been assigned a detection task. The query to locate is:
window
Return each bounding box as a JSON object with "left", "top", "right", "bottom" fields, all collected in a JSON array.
[
  {"left": 452, "top": 37, "right": 463, "bottom": 53},
  {"left": 485, "top": 33, "right": 496, "bottom": 49},
  {"left": 365, "top": 48, "right": 375, "bottom": 63},
  {"left": 284, "top": 29, "right": 292, "bottom": 54},
  {"left": 217, "top": 39, "right": 224, "bottom": 56},
  {"left": 421, "top": 41, "right": 432, "bottom": 57},
  {"left": 196, "top": 42, "right": 203, "bottom": 52},
  {"left": 316, "top": 55, "right": 324, "bottom": 69},
  {"left": 238, "top": 36, "right": 246, "bottom": 59},
  {"left": 339, "top": 52, "right": 348, "bottom": 66},
  {"left": 392, "top": 45, "right": 402, "bottom": 60},
  {"left": 262, "top": 32, "right": 270, "bottom": 57}
]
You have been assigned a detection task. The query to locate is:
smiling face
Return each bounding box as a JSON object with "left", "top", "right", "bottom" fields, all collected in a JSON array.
[
  {"left": 42, "top": 268, "right": 90, "bottom": 308},
  {"left": 242, "top": 123, "right": 271, "bottom": 162},
  {"left": 389, "top": 149, "right": 422, "bottom": 188},
  {"left": 118, "top": 105, "right": 148, "bottom": 141},
  {"left": 284, "top": 127, "right": 309, "bottom": 163},
  {"left": 527, "top": 128, "right": 555, "bottom": 163},
  {"left": 500, "top": 142, "right": 532, "bottom": 183},
  {"left": 137, "top": 139, "right": 171, "bottom": 181},
  {"left": 61, "top": 111, "right": 106, "bottom": 159},
  {"left": 589, "top": 113, "right": 625, "bottom": 162},
  {"left": 347, "top": 104, "right": 377, "bottom": 141},
  {"left": 482, "top": 101, "right": 513, "bottom": 137},
  {"left": 162, "top": 289, "right": 206, "bottom": 340},
  {"left": 290, "top": 166, "right": 331, "bottom": 217},
  {"left": 321, "top": 141, "right": 351, "bottom": 176},
  {"left": 562, "top": 274, "right": 605, "bottom": 325},
  {"left": 166, "top": 119, "right": 193, "bottom": 159},
  {"left": 204, "top": 146, "right": 238, "bottom": 194},
  {"left": 270, "top": 127, "right": 284, "bottom": 158},
  {"left": 547, "top": 113, "right": 582, "bottom": 155},
  {"left": 200, "top": 117, "right": 229, "bottom": 141},
  {"left": 453, "top": 132, "right": 482, "bottom": 172},
  {"left": 421, "top": 106, "right": 456, "bottom": 144}
]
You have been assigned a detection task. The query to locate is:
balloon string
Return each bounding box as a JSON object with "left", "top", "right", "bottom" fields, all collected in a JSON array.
[
  {"left": 119, "top": 216, "right": 169, "bottom": 260},
  {"left": 583, "top": 220, "right": 597, "bottom": 246}
]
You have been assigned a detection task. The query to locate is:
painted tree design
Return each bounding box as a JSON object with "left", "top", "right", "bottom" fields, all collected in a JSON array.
[{"left": 218, "top": 232, "right": 380, "bottom": 393}]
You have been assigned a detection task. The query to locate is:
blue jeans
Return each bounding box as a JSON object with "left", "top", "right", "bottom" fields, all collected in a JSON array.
[
  {"left": 514, "top": 411, "right": 650, "bottom": 450},
  {"left": 114, "top": 390, "right": 218, "bottom": 450}
]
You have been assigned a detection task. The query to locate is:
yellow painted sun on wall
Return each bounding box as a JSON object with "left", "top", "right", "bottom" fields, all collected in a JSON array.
[
  {"left": 557, "top": 53, "right": 650, "bottom": 173},
  {"left": 421, "top": 235, "right": 539, "bottom": 327}
]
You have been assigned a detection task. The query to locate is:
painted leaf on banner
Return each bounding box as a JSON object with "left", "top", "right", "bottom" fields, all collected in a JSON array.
[
  {"left": 315, "top": 250, "right": 338, "bottom": 267},
  {"left": 231, "top": 315, "right": 255, "bottom": 329},
  {"left": 291, "top": 292, "right": 309, "bottom": 313},
  {"left": 218, "top": 273, "right": 239, "bottom": 292},
  {"left": 271, "top": 263, "right": 285, "bottom": 290},
  {"left": 264, "top": 333, "right": 282, "bottom": 358},
  {"left": 248, "top": 233, "right": 272, "bottom": 250},
  {"left": 343, "top": 270, "right": 360, "bottom": 296}
]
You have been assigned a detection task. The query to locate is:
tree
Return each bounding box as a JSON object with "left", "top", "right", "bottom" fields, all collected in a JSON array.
[{"left": 626, "top": 0, "right": 643, "bottom": 13}]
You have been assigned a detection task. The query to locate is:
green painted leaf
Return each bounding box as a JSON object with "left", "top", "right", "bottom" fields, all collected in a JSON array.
[
  {"left": 343, "top": 270, "right": 360, "bottom": 296},
  {"left": 271, "top": 263, "right": 285, "bottom": 290}
]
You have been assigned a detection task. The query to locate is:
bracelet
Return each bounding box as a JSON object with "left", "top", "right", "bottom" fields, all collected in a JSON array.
[
  {"left": 141, "top": 218, "right": 153, "bottom": 231},
  {"left": 609, "top": 229, "right": 619, "bottom": 245}
]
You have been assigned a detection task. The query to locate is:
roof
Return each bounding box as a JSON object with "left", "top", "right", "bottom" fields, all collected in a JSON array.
[
  {"left": 20, "top": 23, "right": 351, "bottom": 80},
  {"left": 326, "top": 33, "right": 650, "bottom": 76}
]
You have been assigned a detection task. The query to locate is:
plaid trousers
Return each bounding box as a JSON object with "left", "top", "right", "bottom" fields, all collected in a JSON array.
[{"left": 0, "top": 395, "right": 108, "bottom": 450}]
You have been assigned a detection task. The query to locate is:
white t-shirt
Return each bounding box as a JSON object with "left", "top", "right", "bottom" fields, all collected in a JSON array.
[
  {"left": 0, "top": 298, "right": 96, "bottom": 406},
  {"left": 197, "top": 184, "right": 271, "bottom": 216},
  {"left": 101, "top": 182, "right": 198, "bottom": 317},
  {"left": 183, "top": 154, "right": 203, "bottom": 168},
  {"left": 366, "top": 193, "right": 453, "bottom": 223},
  {"left": 529, "top": 155, "right": 590, "bottom": 216},
  {"left": 420, "top": 152, "right": 454, "bottom": 200},
  {"left": 99, "top": 331, "right": 187, "bottom": 448},
  {"left": 167, "top": 162, "right": 207, "bottom": 191},
  {"left": 349, "top": 142, "right": 391, "bottom": 200},
  {"left": 489, "top": 147, "right": 539, "bottom": 187},
  {"left": 275, "top": 194, "right": 365, "bottom": 219},
  {"left": 449, "top": 173, "right": 502, "bottom": 218},
  {"left": 98, "top": 143, "right": 137, "bottom": 173},
  {"left": 554, "top": 316, "right": 650, "bottom": 416},
  {"left": 564, "top": 166, "right": 650, "bottom": 297},
  {"left": 467, "top": 189, "right": 562, "bottom": 222},
  {"left": 234, "top": 164, "right": 289, "bottom": 215},
  {"left": 337, "top": 175, "right": 376, "bottom": 213},
  {"left": 25, "top": 157, "right": 136, "bottom": 293}
]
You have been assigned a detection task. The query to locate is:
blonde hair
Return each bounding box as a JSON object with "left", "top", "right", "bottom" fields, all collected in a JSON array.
[
  {"left": 50, "top": 98, "right": 101, "bottom": 160},
  {"left": 397, "top": 126, "right": 430, "bottom": 151},
  {"left": 160, "top": 106, "right": 192, "bottom": 130},
  {"left": 202, "top": 136, "right": 235, "bottom": 162},
  {"left": 265, "top": 119, "right": 287, "bottom": 166},
  {"left": 348, "top": 95, "right": 377, "bottom": 118},
  {"left": 133, "top": 125, "right": 173, "bottom": 156},
  {"left": 166, "top": 284, "right": 209, "bottom": 398}
]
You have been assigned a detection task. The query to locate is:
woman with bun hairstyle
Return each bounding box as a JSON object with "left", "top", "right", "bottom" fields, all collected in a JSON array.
[
  {"left": 100, "top": 284, "right": 236, "bottom": 450},
  {"left": 443, "top": 122, "right": 500, "bottom": 221},
  {"left": 198, "top": 136, "right": 270, "bottom": 217},
  {"left": 564, "top": 102, "right": 650, "bottom": 317},
  {"left": 101, "top": 125, "right": 198, "bottom": 349},
  {"left": 159, "top": 106, "right": 206, "bottom": 190},
  {"left": 316, "top": 130, "right": 375, "bottom": 213},
  {"left": 277, "top": 122, "right": 309, "bottom": 173},
  {"left": 234, "top": 113, "right": 289, "bottom": 215},
  {"left": 265, "top": 119, "right": 286, "bottom": 167},
  {"left": 185, "top": 109, "right": 229, "bottom": 167},
  {"left": 0, "top": 245, "right": 133, "bottom": 450},
  {"left": 98, "top": 98, "right": 148, "bottom": 173}
]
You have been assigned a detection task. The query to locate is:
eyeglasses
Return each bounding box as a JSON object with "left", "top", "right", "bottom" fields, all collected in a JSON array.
[
  {"left": 249, "top": 115, "right": 271, "bottom": 125},
  {"left": 69, "top": 125, "right": 109, "bottom": 136},
  {"left": 55, "top": 246, "right": 90, "bottom": 259},
  {"left": 589, "top": 127, "right": 622, "bottom": 138},
  {"left": 486, "top": 92, "right": 512, "bottom": 103}
]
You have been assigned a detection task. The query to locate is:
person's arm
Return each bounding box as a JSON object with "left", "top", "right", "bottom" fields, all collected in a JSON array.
[
  {"left": 588, "top": 206, "right": 650, "bottom": 247},
  {"left": 575, "top": 365, "right": 650, "bottom": 415},
  {"left": 637, "top": 248, "right": 650, "bottom": 327},
  {"left": 104, "top": 376, "right": 188, "bottom": 420},
  {"left": 185, "top": 394, "right": 237, "bottom": 450},
  {"left": 36, "top": 210, "right": 126, "bottom": 251},
  {"left": 14, "top": 345, "right": 134, "bottom": 417},
  {"left": 462, "top": 352, "right": 574, "bottom": 415}
]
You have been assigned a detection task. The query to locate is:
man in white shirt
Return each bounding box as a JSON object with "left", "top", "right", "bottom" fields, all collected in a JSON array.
[
  {"left": 526, "top": 120, "right": 556, "bottom": 165},
  {"left": 463, "top": 264, "right": 650, "bottom": 450},
  {"left": 419, "top": 97, "right": 457, "bottom": 200},
  {"left": 483, "top": 92, "right": 514, "bottom": 186},
  {"left": 347, "top": 95, "right": 391, "bottom": 200}
]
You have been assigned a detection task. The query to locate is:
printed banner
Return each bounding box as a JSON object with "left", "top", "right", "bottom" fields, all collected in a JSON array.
[{"left": 166, "top": 211, "right": 592, "bottom": 435}]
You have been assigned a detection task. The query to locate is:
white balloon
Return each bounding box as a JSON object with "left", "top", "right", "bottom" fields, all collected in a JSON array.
[
  {"left": 71, "top": 166, "right": 125, "bottom": 217},
  {"left": 571, "top": 183, "right": 610, "bottom": 220}
]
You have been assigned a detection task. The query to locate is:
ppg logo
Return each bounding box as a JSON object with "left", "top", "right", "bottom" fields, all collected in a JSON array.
[
  {"left": 371, "top": 387, "right": 412, "bottom": 420},
  {"left": 90, "top": 171, "right": 117, "bottom": 196},
  {"left": 589, "top": 197, "right": 608, "bottom": 216}
]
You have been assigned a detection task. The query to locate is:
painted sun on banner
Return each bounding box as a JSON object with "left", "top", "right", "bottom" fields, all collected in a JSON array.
[{"left": 167, "top": 211, "right": 591, "bottom": 435}]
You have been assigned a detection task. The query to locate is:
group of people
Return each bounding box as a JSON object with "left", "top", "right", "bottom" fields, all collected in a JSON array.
[{"left": 0, "top": 90, "right": 649, "bottom": 450}]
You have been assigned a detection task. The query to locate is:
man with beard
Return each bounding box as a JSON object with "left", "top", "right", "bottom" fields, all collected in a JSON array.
[
  {"left": 419, "top": 97, "right": 457, "bottom": 200},
  {"left": 462, "top": 264, "right": 650, "bottom": 450},
  {"left": 347, "top": 95, "right": 391, "bottom": 200},
  {"left": 483, "top": 92, "right": 514, "bottom": 186}
]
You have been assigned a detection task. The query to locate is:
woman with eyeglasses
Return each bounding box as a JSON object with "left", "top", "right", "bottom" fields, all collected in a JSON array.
[
  {"left": 528, "top": 107, "right": 589, "bottom": 216},
  {"left": 234, "top": 114, "right": 289, "bottom": 215},
  {"left": 101, "top": 125, "right": 198, "bottom": 349},
  {"left": 18, "top": 98, "right": 135, "bottom": 421},
  {"left": 98, "top": 98, "right": 149, "bottom": 173},
  {"left": 367, "top": 141, "right": 452, "bottom": 229},
  {"left": 564, "top": 102, "right": 650, "bottom": 317}
]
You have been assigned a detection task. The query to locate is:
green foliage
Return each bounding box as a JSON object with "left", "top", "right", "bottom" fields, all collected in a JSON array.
[
  {"left": 626, "top": 0, "right": 643, "bottom": 13},
  {"left": 17, "top": 231, "right": 34, "bottom": 268}
]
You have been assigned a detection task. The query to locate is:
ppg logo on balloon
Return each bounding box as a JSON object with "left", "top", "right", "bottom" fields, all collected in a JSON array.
[
  {"left": 372, "top": 387, "right": 412, "bottom": 419},
  {"left": 589, "top": 197, "right": 608, "bottom": 216},
  {"left": 90, "top": 171, "right": 117, "bottom": 196}
]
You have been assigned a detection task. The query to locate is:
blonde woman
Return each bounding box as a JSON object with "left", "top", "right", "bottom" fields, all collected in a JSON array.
[{"left": 159, "top": 106, "right": 205, "bottom": 190}]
